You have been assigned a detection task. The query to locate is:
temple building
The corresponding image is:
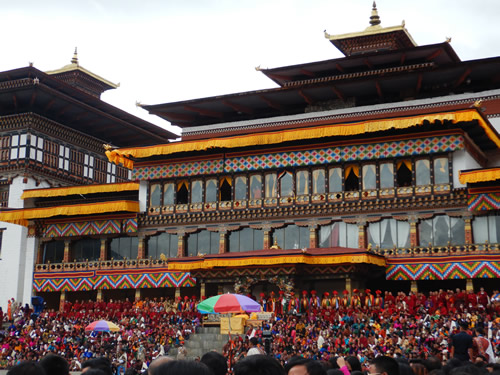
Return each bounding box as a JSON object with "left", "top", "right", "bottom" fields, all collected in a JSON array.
[
  {"left": 1, "top": 4, "right": 500, "bottom": 310},
  {"left": 0, "top": 50, "right": 176, "bottom": 309}
]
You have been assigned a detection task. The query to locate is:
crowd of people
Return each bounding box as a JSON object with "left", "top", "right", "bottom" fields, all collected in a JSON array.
[{"left": 0, "top": 287, "right": 499, "bottom": 374}]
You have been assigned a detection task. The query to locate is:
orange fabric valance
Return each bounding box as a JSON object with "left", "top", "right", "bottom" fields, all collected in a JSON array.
[
  {"left": 345, "top": 165, "right": 360, "bottom": 178},
  {"left": 106, "top": 109, "right": 498, "bottom": 169},
  {"left": 396, "top": 160, "right": 412, "bottom": 171},
  {"left": 0, "top": 201, "right": 139, "bottom": 227},
  {"left": 21, "top": 182, "right": 139, "bottom": 199},
  {"left": 459, "top": 168, "right": 500, "bottom": 184}
]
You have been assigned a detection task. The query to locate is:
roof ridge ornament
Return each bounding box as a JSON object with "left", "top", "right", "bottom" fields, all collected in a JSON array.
[
  {"left": 71, "top": 47, "right": 78, "bottom": 65},
  {"left": 369, "top": 1, "right": 381, "bottom": 27}
]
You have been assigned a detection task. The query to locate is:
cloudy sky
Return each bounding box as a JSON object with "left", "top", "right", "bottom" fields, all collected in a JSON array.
[{"left": 2, "top": 0, "right": 500, "bottom": 134}]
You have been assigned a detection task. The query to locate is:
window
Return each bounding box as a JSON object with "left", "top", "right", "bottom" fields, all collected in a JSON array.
[
  {"left": 58, "top": 145, "right": 70, "bottom": 171},
  {"left": 163, "top": 183, "right": 175, "bottom": 205},
  {"left": 29, "top": 134, "right": 44, "bottom": 162},
  {"left": 205, "top": 179, "right": 217, "bottom": 202},
  {"left": 362, "top": 164, "right": 376, "bottom": 190},
  {"left": 177, "top": 180, "right": 189, "bottom": 204},
  {"left": 415, "top": 159, "right": 430, "bottom": 186},
  {"left": 72, "top": 238, "right": 101, "bottom": 262},
  {"left": 312, "top": 169, "right": 325, "bottom": 194},
  {"left": 344, "top": 165, "right": 359, "bottom": 191},
  {"left": 367, "top": 219, "right": 410, "bottom": 249},
  {"left": 219, "top": 177, "right": 232, "bottom": 201},
  {"left": 296, "top": 170, "right": 309, "bottom": 195},
  {"left": 234, "top": 176, "right": 247, "bottom": 200},
  {"left": 43, "top": 241, "right": 64, "bottom": 264},
  {"left": 191, "top": 180, "right": 203, "bottom": 203},
  {"left": 249, "top": 175, "right": 262, "bottom": 199},
  {"left": 10, "top": 134, "right": 27, "bottom": 160},
  {"left": 279, "top": 171, "right": 294, "bottom": 197},
  {"left": 265, "top": 173, "right": 277, "bottom": 198},
  {"left": 110, "top": 237, "right": 139, "bottom": 260},
  {"left": 319, "top": 221, "right": 359, "bottom": 248},
  {"left": 419, "top": 215, "right": 465, "bottom": 246},
  {"left": 187, "top": 230, "right": 219, "bottom": 256},
  {"left": 106, "top": 162, "right": 117, "bottom": 183},
  {"left": 83, "top": 154, "right": 95, "bottom": 179},
  {"left": 434, "top": 157, "right": 449, "bottom": 184},
  {"left": 147, "top": 232, "right": 178, "bottom": 259},
  {"left": 150, "top": 183, "right": 161, "bottom": 207},
  {"left": 273, "top": 225, "right": 309, "bottom": 250},
  {"left": 472, "top": 215, "right": 500, "bottom": 244},
  {"left": 328, "top": 167, "right": 342, "bottom": 192},
  {"left": 380, "top": 162, "right": 394, "bottom": 188},
  {"left": 229, "top": 227, "right": 264, "bottom": 252},
  {"left": 396, "top": 160, "right": 412, "bottom": 187}
]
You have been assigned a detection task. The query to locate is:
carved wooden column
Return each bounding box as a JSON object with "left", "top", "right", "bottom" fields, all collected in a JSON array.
[
  {"left": 200, "top": 282, "right": 206, "bottom": 299},
  {"left": 177, "top": 230, "right": 186, "bottom": 257},
  {"left": 100, "top": 238, "right": 107, "bottom": 261},
  {"left": 63, "top": 240, "right": 71, "bottom": 262},
  {"left": 219, "top": 230, "right": 227, "bottom": 254},
  {"left": 309, "top": 225, "right": 318, "bottom": 248},
  {"left": 137, "top": 235, "right": 146, "bottom": 259},
  {"left": 59, "top": 291, "right": 66, "bottom": 312},
  {"left": 411, "top": 281, "right": 418, "bottom": 293},
  {"left": 345, "top": 278, "right": 352, "bottom": 295},
  {"left": 464, "top": 215, "right": 473, "bottom": 245},
  {"left": 409, "top": 219, "right": 418, "bottom": 247},
  {"left": 466, "top": 279, "right": 474, "bottom": 292},
  {"left": 36, "top": 241, "right": 44, "bottom": 264},
  {"left": 97, "top": 289, "right": 103, "bottom": 302},
  {"left": 358, "top": 222, "right": 366, "bottom": 249},
  {"left": 263, "top": 226, "right": 272, "bottom": 250}
]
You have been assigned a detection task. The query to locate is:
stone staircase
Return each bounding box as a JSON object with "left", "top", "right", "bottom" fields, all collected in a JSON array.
[{"left": 181, "top": 326, "right": 230, "bottom": 359}]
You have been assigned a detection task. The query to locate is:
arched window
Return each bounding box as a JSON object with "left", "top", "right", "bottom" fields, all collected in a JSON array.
[
  {"left": 186, "top": 230, "right": 219, "bottom": 256},
  {"left": 234, "top": 176, "right": 247, "bottom": 200},
  {"left": 279, "top": 171, "right": 294, "bottom": 197},
  {"left": 150, "top": 183, "right": 161, "bottom": 207},
  {"left": 72, "top": 238, "right": 101, "bottom": 262},
  {"left": 380, "top": 162, "right": 394, "bottom": 188},
  {"left": 110, "top": 236, "right": 139, "bottom": 260},
  {"left": 206, "top": 179, "right": 217, "bottom": 202},
  {"left": 228, "top": 227, "right": 264, "bottom": 252},
  {"left": 396, "top": 160, "right": 412, "bottom": 187},
  {"left": 434, "top": 157, "right": 449, "bottom": 184},
  {"left": 419, "top": 215, "right": 465, "bottom": 246},
  {"left": 312, "top": 169, "right": 325, "bottom": 194},
  {"left": 473, "top": 214, "right": 500, "bottom": 244},
  {"left": 265, "top": 173, "right": 277, "bottom": 198},
  {"left": 163, "top": 183, "right": 175, "bottom": 205},
  {"left": 272, "top": 225, "right": 309, "bottom": 250},
  {"left": 367, "top": 219, "right": 410, "bottom": 249},
  {"left": 147, "top": 233, "right": 178, "bottom": 259},
  {"left": 362, "top": 164, "right": 376, "bottom": 190},
  {"left": 319, "top": 221, "right": 359, "bottom": 248},
  {"left": 191, "top": 180, "right": 203, "bottom": 203},
  {"left": 296, "top": 170, "right": 309, "bottom": 196},
  {"left": 328, "top": 167, "right": 342, "bottom": 192},
  {"left": 249, "top": 174, "right": 262, "bottom": 199},
  {"left": 415, "top": 159, "right": 430, "bottom": 186},
  {"left": 43, "top": 240, "right": 64, "bottom": 263}
]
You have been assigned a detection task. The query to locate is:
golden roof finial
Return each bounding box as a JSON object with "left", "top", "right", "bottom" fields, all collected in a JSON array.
[
  {"left": 71, "top": 47, "right": 78, "bottom": 65},
  {"left": 369, "top": 1, "right": 381, "bottom": 27}
]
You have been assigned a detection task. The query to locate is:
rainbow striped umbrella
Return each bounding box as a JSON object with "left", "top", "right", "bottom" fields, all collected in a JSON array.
[
  {"left": 85, "top": 320, "right": 120, "bottom": 332},
  {"left": 197, "top": 293, "right": 261, "bottom": 314}
]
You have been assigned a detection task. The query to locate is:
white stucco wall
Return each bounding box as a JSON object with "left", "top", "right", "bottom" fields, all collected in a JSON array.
[
  {"left": 139, "top": 180, "right": 148, "bottom": 212},
  {"left": 0, "top": 177, "right": 47, "bottom": 310},
  {"left": 453, "top": 150, "right": 482, "bottom": 188}
]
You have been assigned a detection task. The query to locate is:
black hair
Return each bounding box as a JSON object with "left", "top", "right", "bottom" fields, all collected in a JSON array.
[
  {"left": 201, "top": 351, "right": 228, "bottom": 375},
  {"left": 284, "top": 358, "right": 326, "bottom": 375},
  {"left": 7, "top": 361, "right": 47, "bottom": 375},
  {"left": 235, "top": 355, "right": 286, "bottom": 375},
  {"left": 82, "top": 369, "right": 108, "bottom": 375},
  {"left": 371, "top": 356, "right": 400, "bottom": 375},
  {"left": 39, "top": 353, "right": 70, "bottom": 375},
  {"left": 155, "top": 360, "right": 213, "bottom": 375},
  {"left": 346, "top": 356, "right": 362, "bottom": 372},
  {"left": 81, "top": 357, "right": 113, "bottom": 375}
]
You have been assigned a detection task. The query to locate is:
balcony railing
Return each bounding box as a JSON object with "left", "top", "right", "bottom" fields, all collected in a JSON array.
[
  {"left": 34, "top": 257, "right": 168, "bottom": 273},
  {"left": 372, "top": 242, "right": 500, "bottom": 258}
]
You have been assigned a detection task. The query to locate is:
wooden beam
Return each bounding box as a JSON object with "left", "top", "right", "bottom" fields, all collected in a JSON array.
[
  {"left": 400, "top": 53, "right": 406, "bottom": 66},
  {"left": 335, "top": 64, "right": 345, "bottom": 73},
  {"left": 299, "top": 69, "right": 316, "bottom": 77},
  {"left": 222, "top": 100, "right": 254, "bottom": 114},
  {"left": 363, "top": 58, "right": 374, "bottom": 70},
  {"left": 184, "top": 105, "right": 224, "bottom": 118},
  {"left": 56, "top": 104, "right": 72, "bottom": 117},
  {"left": 259, "top": 95, "right": 284, "bottom": 111},
  {"left": 44, "top": 99, "right": 56, "bottom": 112},
  {"left": 425, "top": 48, "right": 442, "bottom": 61},
  {"left": 12, "top": 94, "right": 18, "bottom": 110},
  {"left": 298, "top": 90, "right": 314, "bottom": 105},
  {"left": 416, "top": 73, "right": 423, "bottom": 93},
  {"left": 156, "top": 111, "right": 195, "bottom": 122},
  {"left": 330, "top": 86, "right": 345, "bottom": 102},
  {"left": 29, "top": 92, "right": 37, "bottom": 107},
  {"left": 267, "top": 72, "right": 293, "bottom": 82},
  {"left": 453, "top": 67, "right": 472, "bottom": 88}
]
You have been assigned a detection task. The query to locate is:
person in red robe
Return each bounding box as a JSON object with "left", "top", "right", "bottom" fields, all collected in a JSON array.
[
  {"left": 288, "top": 292, "right": 298, "bottom": 313},
  {"left": 276, "top": 291, "right": 284, "bottom": 314},
  {"left": 477, "top": 287, "right": 490, "bottom": 309},
  {"left": 364, "top": 289, "right": 374, "bottom": 308},
  {"left": 331, "top": 291, "right": 341, "bottom": 309},
  {"left": 374, "top": 290, "right": 383, "bottom": 309},
  {"left": 341, "top": 290, "right": 350, "bottom": 308},
  {"left": 310, "top": 290, "right": 320, "bottom": 312},
  {"left": 267, "top": 291, "right": 276, "bottom": 313},
  {"left": 321, "top": 292, "right": 330, "bottom": 310},
  {"left": 467, "top": 290, "right": 478, "bottom": 310},
  {"left": 300, "top": 291, "right": 309, "bottom": 313},
  {"left": 350, "top": 289, "right": 361, "bottom": 309}
]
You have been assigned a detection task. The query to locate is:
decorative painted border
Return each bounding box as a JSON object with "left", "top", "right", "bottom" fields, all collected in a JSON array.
[
  {"left": 33, "top": 269, "right": 196, "bottom": 292},
  {"left": 44, "top": 219, "right": 137, "bottom": 237},
  {"left": 468, "top": 193, "right": 500, "bottom": 211},
  {"left": 386, "top": 255, "right": 500, "bottom": 280},
  {"left": 133, "top": 135, "right": 464, "bottom": 179}
]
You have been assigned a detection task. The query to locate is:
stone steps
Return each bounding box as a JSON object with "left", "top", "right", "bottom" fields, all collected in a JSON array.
[{"left": 181, "top": 326, "right": 230, "bottom": 359}]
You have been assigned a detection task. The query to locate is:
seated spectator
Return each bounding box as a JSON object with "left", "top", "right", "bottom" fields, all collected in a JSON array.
[
  {"left": 39, "top": 353, "right": 70, "bottom": 375},
  {"left": 201, "top": 351, "right": 228, "bottom": 375},
  {"left": 235, "top": 355, "right": 286, "bottom": 375},
  {"left": 7, "top": 361, "right": 47, "bottom": 375},
  {"left": 153, "top": 360, "right": 212, "bottom": 375}
]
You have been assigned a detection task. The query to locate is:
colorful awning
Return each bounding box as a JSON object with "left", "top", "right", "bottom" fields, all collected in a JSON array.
[
  {"left": 459, "top": 168, "right": 500, "bottom": 184},
  {"left": 106, "top": 109, "right": 498, "bottom": 169},
  {"left": 21, "top": 182, "right": 139, "bottom": 199},
  {"left": 0, "top": 200, "right": 140, "bottom": 226}
]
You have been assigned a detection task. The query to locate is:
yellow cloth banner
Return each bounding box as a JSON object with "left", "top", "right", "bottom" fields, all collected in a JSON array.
[
  {"left": 21, "top": 183, "right": 139, "bottom": 199},
  {"left": 0, "top": 201, "right": 140, "bottom": 226},
  {"left": 220, "top": 317, "right": 245, "bottom": 334},
  {"left": 106, "top": 109, "right": 497, "bottom": 169},
  {"left": 459, "top": 168, "right": 500, "bottom": 184}
]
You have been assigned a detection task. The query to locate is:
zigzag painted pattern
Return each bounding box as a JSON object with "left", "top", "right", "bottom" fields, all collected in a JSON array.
[
  {"left": 468, "top": 193, "right": 500, "bottom": 211},
  {"left": 33, "top": 271, "right": 196, "bottom": 292},
  {"left": 44, "top": 220, "right": 123, "bottom": 237},
  {"left": 386, "top": 261, "right": 500, "bottom": 280},
  {"left": 124, "top": 219, "right": 138, "bottom": 233},
  {"left": 133, "top": 135, "right": 464, "bottom": 180}
]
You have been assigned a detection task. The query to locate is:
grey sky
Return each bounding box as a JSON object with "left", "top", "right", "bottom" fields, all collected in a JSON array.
[{"left": 1, "top": 0, "right": 500, "bottom": 133}]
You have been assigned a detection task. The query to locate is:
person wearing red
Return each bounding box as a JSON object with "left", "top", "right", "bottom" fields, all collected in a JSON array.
[
  {"left": 374, "top": 290, "right": 383, "bottom": 309},
  {"left": 477, "top": 287, "right": 490, "bottom": 309},
  {"left": 330, "top": 291, "right": 341, "bottom": 309},
  {"left": 276, "top": 291, "right": 284, "bottom": 314},
  {"left": 309, "top": 290, "right": 320, "bottom": 312},
  {"left": 259, "top": 292, "right": 267, "bottom": 311},
  {"left": 300, "top": 291, "right": 309, "bottom": 314},
  {"left": 321, "top": 292, "right": 330, "bottom": 310},
  {"left": 467, "top": 290, "right": 478, "bottom": 310},
  {"left": 288, "top": 292, "right": 298, "bottom": 313},
  {"left": 341, "top": 290, "right": 350, "bottom": 308},
  {"left": 364, "top": 289, "right": 374, "bottom": 308}
]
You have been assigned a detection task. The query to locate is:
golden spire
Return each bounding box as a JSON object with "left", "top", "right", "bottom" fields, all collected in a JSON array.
[
  {"left": 71, "top": 47, "right": 78, "bottom": 65},
  {"left": 369, "top": 1, "right": 381, "bottom": 27}
]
